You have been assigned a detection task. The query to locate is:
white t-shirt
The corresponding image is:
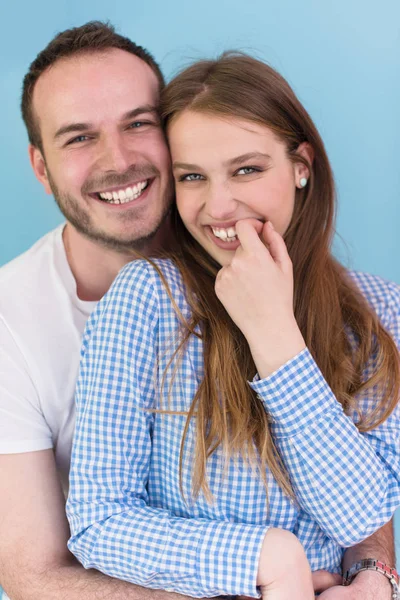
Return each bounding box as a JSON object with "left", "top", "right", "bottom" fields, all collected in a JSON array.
[{"left": 0, "top": 225, "right": 96, "bottom": 494}]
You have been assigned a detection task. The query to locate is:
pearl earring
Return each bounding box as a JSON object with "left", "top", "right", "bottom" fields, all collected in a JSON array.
[{"left": 299, "top": 177, "right": 308, "bottom": 188}]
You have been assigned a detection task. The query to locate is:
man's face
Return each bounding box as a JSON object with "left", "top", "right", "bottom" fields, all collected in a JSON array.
[{"left": 31, "top": 49, "right": 173, "bottom": 251}]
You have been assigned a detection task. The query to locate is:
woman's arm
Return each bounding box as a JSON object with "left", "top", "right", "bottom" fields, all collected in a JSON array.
[
  {"left": 257, "top": 529, "right": 314, "bottom": 599},
  {"left": 249, "top": 275, "right": 400, "bottom": 547},
  {"left": 67, "top": 261, "right": 269, "bottom": 599},
  {"left": 216, "top": 220, "right": 400, "bottom": 547},
  {"left": 250, "top": 347, "right": 400, "bottom": 547}
]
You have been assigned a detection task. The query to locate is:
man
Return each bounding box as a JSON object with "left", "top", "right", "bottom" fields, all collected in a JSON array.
[{"left": 0, "top": 21, "right": 396, "bottom": 600}]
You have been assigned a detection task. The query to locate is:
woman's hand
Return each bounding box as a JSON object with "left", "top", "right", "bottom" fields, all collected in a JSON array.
[
  {"left": 256, "top": 528, "right": 314, "bottom": 599},
  {"left": 234, "top": 572, "right": 342, "bottom": 600},
  {"left": 215, "top": 218, "right": 306, "bottom": 378},
  {"left": 313, "top": 571, "right": 342, "bottom": 594}
]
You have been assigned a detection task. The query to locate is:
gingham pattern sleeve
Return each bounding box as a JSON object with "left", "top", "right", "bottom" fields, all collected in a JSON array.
[
  {"left": 67, "top": 260, "right": 267, "bottom": 598},
  {"left": 250, "top": 274, "right": 400, "bottom": 548}
]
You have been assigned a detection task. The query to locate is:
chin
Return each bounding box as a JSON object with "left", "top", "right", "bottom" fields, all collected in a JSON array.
[{"left": 212, "top": 253, "right": 231, "bottom": 267}]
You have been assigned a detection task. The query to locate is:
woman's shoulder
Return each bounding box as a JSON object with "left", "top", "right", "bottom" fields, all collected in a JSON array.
[
  {"left": 108, "top": 257, "right": 189, "bottom": 319},
  {"left": 85, "top": 258, "right": 186, "bottom": 338},
  {"left": 116, "top": 257, "right": 185, "bottom": 297},
  {"left": 347, "top": 270, "right": 400, "bottom": 330}
]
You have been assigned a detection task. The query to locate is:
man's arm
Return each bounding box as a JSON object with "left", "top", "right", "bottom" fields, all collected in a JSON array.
[
  {"left": 317, "top": 522, "right": 396, "bottom": 598},
  {"left": 0, "top": 450, "right": 191, "bottom": 600},
  {"left": 342, "top": 520, "right": 395, "bottom": 572},
  {"left": 341, "top": 522, "right": 396, "bottom": 597}
]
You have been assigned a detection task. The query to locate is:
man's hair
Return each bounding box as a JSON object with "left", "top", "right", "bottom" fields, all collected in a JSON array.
[{"left": 21, "top": 21, "right": 165, "bottom": 151}]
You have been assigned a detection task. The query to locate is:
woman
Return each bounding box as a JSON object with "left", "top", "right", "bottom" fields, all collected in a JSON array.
[{"left": 67, "top": 53, "right": 400, "bottom": 599}]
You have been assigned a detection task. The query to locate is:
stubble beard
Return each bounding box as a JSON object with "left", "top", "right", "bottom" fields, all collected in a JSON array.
[{"left": 46, "top": 166, "right": 173, "bottom": 253}]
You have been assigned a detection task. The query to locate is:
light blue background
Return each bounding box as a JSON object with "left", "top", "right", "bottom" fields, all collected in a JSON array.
[{"left": 0, "top": 0, "right": 399, "bottom": 570}]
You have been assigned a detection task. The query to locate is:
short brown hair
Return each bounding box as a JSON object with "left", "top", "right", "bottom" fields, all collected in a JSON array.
[{"left": 21, "top": 21, "right": 165, "bottom": 151}]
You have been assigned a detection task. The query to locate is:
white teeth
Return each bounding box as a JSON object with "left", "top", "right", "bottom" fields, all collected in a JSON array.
[
  {"left": 132, "top": 181, "right": 146, "bottom": 196},
  {"left": 98, "top": 180, "right": 149, "bottom": 204},
  {"left": 211, "top": 226, "right": 238, "bottom": 242}
]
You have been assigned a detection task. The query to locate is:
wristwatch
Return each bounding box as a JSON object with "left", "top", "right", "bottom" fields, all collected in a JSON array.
[{"left": 343, "top": 558, "right": 399, "bottom": 599}]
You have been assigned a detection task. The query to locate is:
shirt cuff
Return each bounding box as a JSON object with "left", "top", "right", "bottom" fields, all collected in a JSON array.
[
  {"left": 196, "top": 520, "right": 267, "bottom": 597},
  {"left": 249, "top": 348, "right": 343, "bottom": 437}
]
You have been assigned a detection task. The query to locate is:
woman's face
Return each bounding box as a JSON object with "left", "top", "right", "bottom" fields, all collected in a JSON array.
[{"left": 169, "top": 110, "right": 311, "bottom": 266}]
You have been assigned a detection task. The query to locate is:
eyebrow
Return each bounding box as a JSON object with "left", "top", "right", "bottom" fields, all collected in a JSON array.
[
  {"left": 227, "top": 152, "right": 272, "bottom": 166},
  {"left": 53, "top": 104, "right": 159, "bottom": 141},
  {"left": 173, "top": 152, "right": 272, "bottom": 171}
]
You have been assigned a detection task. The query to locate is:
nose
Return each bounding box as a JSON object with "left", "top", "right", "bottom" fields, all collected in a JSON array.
[
  {"left": 205, "top": 181, "right": 238, "bottom": 221},
  {"left": 98, "top": 134, "right": 132, "bottom": 173}
]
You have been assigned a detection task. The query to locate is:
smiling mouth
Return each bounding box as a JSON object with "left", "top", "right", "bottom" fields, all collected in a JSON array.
[
  {"left": 210, "top": 225, "right": 238, "bottom": 242},
  {"left": 93, "top": 179, "right": 150, "bottom": 205},
  {"left": 209, "top": 218, "right": 266, "bottom": 243}
]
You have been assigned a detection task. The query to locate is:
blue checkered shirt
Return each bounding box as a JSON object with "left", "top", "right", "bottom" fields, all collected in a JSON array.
[{"left": 67, "top": 261, "right": 400, "bottom": 598}]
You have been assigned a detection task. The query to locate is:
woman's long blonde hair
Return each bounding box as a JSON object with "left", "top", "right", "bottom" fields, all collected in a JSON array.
[{"left": 155, "top": 52, "right": 399, "bottom": 501}]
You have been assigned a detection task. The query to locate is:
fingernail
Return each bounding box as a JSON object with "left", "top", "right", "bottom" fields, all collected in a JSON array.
[{"left": 268, "top": 221, "right": 275, "bottom": 230}]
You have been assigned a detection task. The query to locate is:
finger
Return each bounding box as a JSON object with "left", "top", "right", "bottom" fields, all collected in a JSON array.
[
  {"left": 235, "top": 218, "right": 267, "bottom": 253},
  {"left": 261, "top": 221, "right": 291, "bottom": 270},
  {"left": 241, "top": 217, "right": 264, "bottom": 236},
  {"left": 312, "top": 570, "right": 343, "bottom": 593}
]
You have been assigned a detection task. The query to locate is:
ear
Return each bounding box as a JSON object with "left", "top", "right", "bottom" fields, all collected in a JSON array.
[
  {"left": 294, "top": 142, "right": 314, "bottom": 189},
  {"left": 29, "top": 144, "right": 52, "bottom": 195}
]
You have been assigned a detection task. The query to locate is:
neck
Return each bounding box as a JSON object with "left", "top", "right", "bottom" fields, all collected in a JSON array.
[{"left": 62, "top": 219, "right": 172, "bottom": 301}]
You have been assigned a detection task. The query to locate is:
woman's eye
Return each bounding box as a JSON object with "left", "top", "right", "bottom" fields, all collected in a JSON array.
[
  {"left": 236, "top": 166, "right": 259, "bottom": 175},
  {"left": 179, "top": 173, "right": 204, "bottom": 182}
]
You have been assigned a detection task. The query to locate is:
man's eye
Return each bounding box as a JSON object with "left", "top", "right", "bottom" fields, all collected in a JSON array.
[
  {"left": 67, "top": 135, "right": 90, "bottom": 145},
  {"left": 128, "top": 121, "right": 153, "bottom": 129},
  {"left": 178, "top": 173, "right": 204, "bottom": 182},
  {"left": 236, "top": 166, "right": 260, "bottom": 175}
]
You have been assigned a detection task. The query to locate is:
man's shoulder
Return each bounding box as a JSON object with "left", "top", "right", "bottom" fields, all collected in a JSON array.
[
  {"left": 0, "top": 226, "right": 63, "bottom": 287},
  {"left": 0, "top": 225, "right": 67, "bottom": 322}
]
